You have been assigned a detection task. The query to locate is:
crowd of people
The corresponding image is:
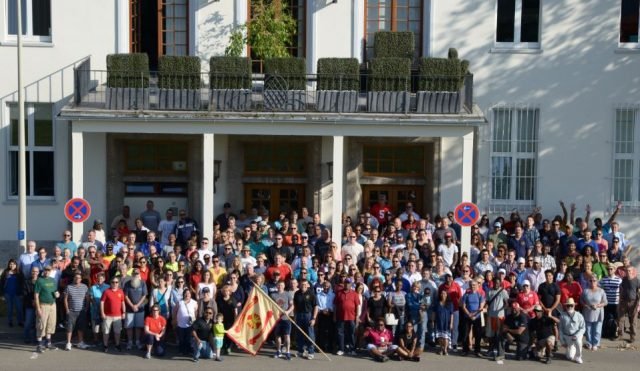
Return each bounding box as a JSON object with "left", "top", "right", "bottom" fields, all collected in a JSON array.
[{"left": 1, "top": 198, "right": 639, "bottom": 365}]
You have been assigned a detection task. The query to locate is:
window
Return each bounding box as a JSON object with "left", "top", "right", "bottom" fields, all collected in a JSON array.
[
  {"left": 6, "top": 0, "right": 51, "bottom": 42},
  {"left": 8, "top": 103, "right": 54, "bottom": 198},
  {"left": 244, "top": 143, "right": 306, "bottom": 175},
  {"left": 490, "top": 107, "right": 539, "bottom": 210},
  {"left": 613, "top": 108, "right": 640, "bottom": 206},
  {"left": 365, "top": 0, "right": 423, "bottom": 60},
  {"left": 495, "top": 0, "right": 540, "bottom": 49},
  {"left": 248, "top": 0, "right": 306, "bottom": 73},
  {"left": 620, "top": 0, "right": 640, "bottom": 46},
  {"left": 124, "top": 141, "right": 188, "bottom": 175},
  {"left": 363, "top": 145, "right": 424, "bottom": 176},
  {"left": 160, "top": 0, "right": 189, "bottom": 56}
]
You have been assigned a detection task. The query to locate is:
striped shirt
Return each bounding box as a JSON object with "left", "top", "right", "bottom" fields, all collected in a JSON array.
[
  {"left": 65, "top": 283, "right": 89, "bottom": 312},
  {"left": 599, "top": 276, "right": 622, "bottom": 305}
]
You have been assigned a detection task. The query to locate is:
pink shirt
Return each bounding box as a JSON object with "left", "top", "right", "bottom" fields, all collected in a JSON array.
[{"left": 368, "top": 327, "right": 394, "bottom": 347}]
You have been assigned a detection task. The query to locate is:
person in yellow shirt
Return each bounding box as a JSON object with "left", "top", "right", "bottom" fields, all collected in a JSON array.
[{"left": 209, "top": 257, "right": 227, "bottom": 288}]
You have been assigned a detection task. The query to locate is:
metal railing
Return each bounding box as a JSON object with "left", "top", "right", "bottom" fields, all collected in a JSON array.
[{"left": 73, "top": 69, "right": 474, "bottom": 114}]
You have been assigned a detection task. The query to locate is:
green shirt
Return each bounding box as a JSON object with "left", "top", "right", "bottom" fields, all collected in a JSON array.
[{"left": 34, "top": 277, "right": 57, "bottom": 305}]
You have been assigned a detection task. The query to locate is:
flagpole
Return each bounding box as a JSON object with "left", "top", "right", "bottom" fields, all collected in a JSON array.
[{"left": 251, "top": 281, "right": 332, "bottom": 361}]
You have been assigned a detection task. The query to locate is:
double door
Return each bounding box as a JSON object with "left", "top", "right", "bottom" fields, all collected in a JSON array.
[
  {"left": 244, "top": 184, "right": 305, "bottom": 221},
  {"left": 362, "top": 185, "right": 424, "bottom": 218}
]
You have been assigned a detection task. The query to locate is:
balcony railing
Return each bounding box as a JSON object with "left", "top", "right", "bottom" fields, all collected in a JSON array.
[{"left": 73, "top": 68, "right": 474, "bottom": 114}]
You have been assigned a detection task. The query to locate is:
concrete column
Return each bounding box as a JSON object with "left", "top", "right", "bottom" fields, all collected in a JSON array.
[
  {"left": 331, "top": 136, "right": 344, "bottom": 245},
  {"left": 306, "top": 1, "right": 317, "bottom": 74},
  {"left": 202, "top": 133, "right": 215, "bottom": 242},
  {"left": 71, "top": 130, "right": 84, "bottom": 242},
  {"left": 459, "top": 131, "right": 475, "bottom": 256},
  {"left": 116, "top": 0, "right": 129, "bottom": 53},
  {"left": 352, "top": 0, "right": 363, "bottom": 61}
]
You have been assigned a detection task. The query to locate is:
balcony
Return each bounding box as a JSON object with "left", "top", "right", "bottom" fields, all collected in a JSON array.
[{"left": 70, "top": 59, "right": 478, "bottom": 118}]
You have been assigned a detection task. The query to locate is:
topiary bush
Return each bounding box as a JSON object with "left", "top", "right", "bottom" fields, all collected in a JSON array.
[
  {"left": 264, "top": 57, "right": 306, "bottom": 90},
  {"left": 369, "top": 57, "right": 411, "bottom": 91},
  {"left": 107, "top": 53, "right": 149, "bottom": 88},
  {"left": 209, "top": 56, "right": 252, "bottom": 89},
  {"left": 374, "top": 31, "right": 415, "bottom": 59},
  {"left": 418, "top": 57, "right": 468, "bottom": 92},
  {"left": 158, "top": 56, "right": 201, "bottom": 90},
  {"left": 317, "top": 58, "right": 360, "bottom": 91},
  {"left": 448, "top": 47, "right": 459, "bottom": 60}
]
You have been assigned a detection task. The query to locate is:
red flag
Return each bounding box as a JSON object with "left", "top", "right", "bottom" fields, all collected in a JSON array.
[{"left": 228, "top": 287, "right": 281, "bottom": 355}]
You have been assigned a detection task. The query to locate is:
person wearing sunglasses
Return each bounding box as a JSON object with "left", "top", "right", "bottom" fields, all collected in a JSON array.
[
  {"left": 559, "top": 298, "right": 585, "bottom": 364},
  {"left": 143, "top": 304, "right": 167, "bottom": 359}
]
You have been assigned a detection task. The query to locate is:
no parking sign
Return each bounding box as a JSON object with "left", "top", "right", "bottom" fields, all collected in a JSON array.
[
  {"left": 64, "top": 198, "right": 91, "bottom": 223},
  {"left": 454, "top": 202, "right": 480, "bottom": 227}
]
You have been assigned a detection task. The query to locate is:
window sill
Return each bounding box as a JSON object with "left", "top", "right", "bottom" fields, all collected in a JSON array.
[
  {"left": 3, "top": 198, "right": 57, "bottom": 205},
  {"left": 614, "top": 47, "right": 640, "bottom": 54},
  {"left": 0, "top": 40, "right": 54, "bottom": 48},
  {"left": 490, "top": 48, "right": 543, "bottom": 54}
]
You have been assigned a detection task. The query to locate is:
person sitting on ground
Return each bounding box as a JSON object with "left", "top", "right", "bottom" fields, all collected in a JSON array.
[
  {"left": 143, "top": 304, "right": 167, "bottom": 359},
  {"left": 367, "top": 318, "right": 399, "bottom": 362},
  {"left": 397, "top": 321, "right": 421, "bottom": 361}
]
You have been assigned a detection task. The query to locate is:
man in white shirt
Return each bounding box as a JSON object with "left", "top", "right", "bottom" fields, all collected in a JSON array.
[
  {"left": 342, "top": 232, "right": 364, "bottom": 262},
  {"left": 157, "top": 209, "right": 178, "bottom": 247},
  {"left": 398, "top": 202, "right": 421, "bottom": 222},
  {"left": 19, "top": 240, "right": 38, "bottom": 277}
]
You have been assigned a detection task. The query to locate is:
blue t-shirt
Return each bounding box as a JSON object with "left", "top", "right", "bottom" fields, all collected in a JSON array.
[{"left": 463, "top": 291, "right": 484, "bottom": 312}]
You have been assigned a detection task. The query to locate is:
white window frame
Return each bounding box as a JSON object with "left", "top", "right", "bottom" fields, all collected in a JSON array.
[
  {"left": 619, "top": 0, "right": 640, "bottom": 49},
  {"left": 612, "top": 106, "right": 640, "bottom": 214},
  {"left": 6, "top": 102, "right": 55, "bottom": 200},
  {"left": 494, "top": 0, "right": 541, "bottom": 50},
  {"left": 4, "top": 0, "right": 52, "bottom": 43},
  {"left": 488, "top": 105, "right": 540, "bottom": 214}
]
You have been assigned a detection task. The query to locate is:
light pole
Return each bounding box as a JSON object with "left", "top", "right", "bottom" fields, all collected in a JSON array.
[{"left": 17, "top": 0, "right": 27, "bottom": 252}]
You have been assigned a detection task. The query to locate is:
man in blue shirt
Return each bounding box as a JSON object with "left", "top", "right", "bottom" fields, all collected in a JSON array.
[
  {"left": 460, "top": 280, "right": 485, "bottom": 356},
  {"left": 508, "top": 226, "right": 533, "bottom": 259}
]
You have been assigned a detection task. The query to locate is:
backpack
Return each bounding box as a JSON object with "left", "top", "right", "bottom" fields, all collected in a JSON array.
[{"left": 602, "top": 313, "right": 618, "bottom": 339}]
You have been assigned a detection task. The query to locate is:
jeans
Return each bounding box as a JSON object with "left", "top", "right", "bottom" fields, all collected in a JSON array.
[
  {"left": 177, "top": 326, "right": 192, "bottom": 355},
  {"left": 4, "top": 294, "right": 23, "bottom": 325},
  {"left": 192, "top": 339, "right": 213, "bottom": 360},
  {"left": 336, "top": 320, "right": 355, "bottom": 352},
  {"left": 24, "top": 307, "right": 36, "bottom": 343},
  {"left": 585, "top": 321, "right": 603, "bottom": 347},
  {"left": 295, "top": 313, "right": 315, "bottom": 354},
  {"left": 451, "top": 311, "right": 460, "bottom": 346}
]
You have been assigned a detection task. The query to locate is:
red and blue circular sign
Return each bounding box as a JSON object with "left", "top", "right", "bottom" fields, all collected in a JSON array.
[
  {"left": 64, "top": 198, "right": 91, "bottom": 223},
  {"left": 454, "top": 202, "right": 480, "bottom": 227}
]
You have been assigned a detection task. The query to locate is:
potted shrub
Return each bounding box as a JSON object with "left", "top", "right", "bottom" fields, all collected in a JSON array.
[
  {"left": 373, "top": 31, "right": 415, "bottom": 59},
  {"left": 157, "top": 56, "right": 202, "bottom": 110},
  {"left": 263, "top": 57, "right": 306, "bottom": 111},
  {"left": 416, "top": 48, "right": 469, "bottom": 113},
  {"left": 316, "top": 58, "right": 360, "bottom": 112},
  {"left": 209, "top": 56, "right": 252, "bottom": 111},
  {"left": 367, "top": 57, "right": 411, "bottom": 113},
  {"left": 105, "top": 53, "right": 150, "bottom": 110}
]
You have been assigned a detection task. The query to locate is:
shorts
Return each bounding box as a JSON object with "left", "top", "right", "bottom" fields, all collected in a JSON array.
[
  {"left": 66, "top": 310, "right": 87, "bottom": 332},
  {"left": 274, "top": 320, "right": 292, "bottom": 337},
  {"left": 37, "top": 303, "right": 57, "bottom": 338},
  {"left": 486, "top": 316, "right": 504, "bottom": 337},
  {"left": 91, "top": 316, "right": 103, "bottom": 334},
  {"left": 125, "top": 312, "right": 145, "bottom": 328},
  {"left": 102, "top": 316, "right": 123, "bottom": 335},
  {"left": 367, "top": 344, "right": 398, "bottom": 354},
  {"left": 215, "top": 338, "right": 223, "bottom": 350},
  {"left": 536, "top": 335, "right": 555, "bottom": 348}
]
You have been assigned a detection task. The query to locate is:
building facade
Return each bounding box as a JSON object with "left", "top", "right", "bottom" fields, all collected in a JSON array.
[{"left": 1, "top": 1, "right": 639, "bottom": 264}]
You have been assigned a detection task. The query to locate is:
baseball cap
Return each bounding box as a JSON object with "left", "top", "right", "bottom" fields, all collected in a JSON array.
[
  {"left": 533, "top": 257, "right": 541, "bottom": 264},
  {"left": 494, "top": 222, "right": 502, "bottom": 228},
  {"left": 613, "top": 237, "right": 620, "bottom": 242},
  {"left": 397, "top": 232, "right": 404, "bottom": 238},
  {"left": 498, "top": 268, "right": 506, "bottom": 275},
  {"left": 224, "top": 202, "right": 231, "bottom": 208},
  {"left": 242, "top": 245, "right": 250, "bottom": 251},
  {"left": 517, "top": 257, "right": 526, "bottom": 264},
  {"left": 202, "top": 287, "right": 210, "bottom": 293},
  {"left": 522, "top": 279, "right": 531, "bottom": 287},
  {"left": 301, "top": 232, "right": 309, "bottom": 237},
  {"left": 533, "top": 305, "right": 543, "bottom": 312},
  {"left": 94, "top": 219, "right": 103, "bottom": 225}
]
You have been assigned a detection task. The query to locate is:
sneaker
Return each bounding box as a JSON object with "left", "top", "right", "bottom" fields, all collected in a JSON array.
[
  {"left": 65, "top": 343, "right": 72, "bottom": 351},
  {"left": 115, "top": 344, "right": 122, "bottom": 352},
  {"left": 381, "top": 356, "right": 389, "bottom": 362},
  {"left": 273, "top": 351, "right": 281, "bottom": 359},
  {"left": 575, "top": 357, "right": 583, "bottom": 364},
  {"left": 348, "top": 350, "right": 357, "bottom": 356},
  {"left": 412, "top": 356, "right": 420, "bottom": 362},
  {"left": 592, "top": 345, "right": 598, "bottom": 351},
  {"left": 103, "top": 345, "right": 108, "bottom": 353},
  {"left": 47, "top": 343, "right": 57, "bottom": 351},
  {"left": 126, "top": 342, "right": 133, "bottom": 351},
  {"left": 192, "top": 357, "right": 199, "bottom": 363},
  {"left": 544, "top": 356, "right": 551, "bottom": 364},
  {"left": 285, "top": 353, "right": 291, "bottom": 361},
  {"left": 307, "top": 353, "right": 314, "bottom": 360},
  {"left": 77, "top": 341, "right": 90, "bottom": 350},
  {"left": 36, "top": 345, "right": 44, "bottom": 353},
  {"left": 215, "top": 356, "right": 223, "bottom": 362},
  {"left": 136, "top": 341, "right": 143, "bottom": 350},
  {"left": 336, "top": 350, "right": 344, "bottom": 356},
  {"left": 303, "top": 350, "right": 309, "bottom": 359},
  {"left": 145, "top": 352, "right": 151, "bottom": 359}
]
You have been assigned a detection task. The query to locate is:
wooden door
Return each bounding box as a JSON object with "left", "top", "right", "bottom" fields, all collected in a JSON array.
[
  {"left": 362, "top": 185, "right": 423, "bottom": 217},
  {"left": 244, "top": 184, "right": 305, "bottom": 221}
]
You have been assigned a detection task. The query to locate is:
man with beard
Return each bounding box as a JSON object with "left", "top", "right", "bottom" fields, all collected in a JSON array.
[
  {"left": 559, "top": 298, "right": 585, "bottom": 364},
  {"left": 123, "top": 269, "right": 148, "bottom": 351}
]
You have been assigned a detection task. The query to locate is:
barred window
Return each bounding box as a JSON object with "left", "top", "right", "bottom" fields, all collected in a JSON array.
[{"left": 613, "top": 108, "right": 639, "bottom": 203}]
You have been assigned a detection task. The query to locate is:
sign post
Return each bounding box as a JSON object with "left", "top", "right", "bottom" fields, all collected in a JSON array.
[{"left": 454, "top": 202, "right": 480, "bottom": 257}]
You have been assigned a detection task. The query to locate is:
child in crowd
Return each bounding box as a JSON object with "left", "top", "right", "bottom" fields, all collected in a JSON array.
[{"left": 213, "top": 313, "right": 226, "bottom": 361}]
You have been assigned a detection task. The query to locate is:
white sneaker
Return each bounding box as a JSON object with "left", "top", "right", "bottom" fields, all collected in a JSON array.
[
  {"left": 336, "top": 350, "right": 344, "bottom": 356},
  {"left": 575, "top": 357, "right": 583, "bottom": 364},
  {"left": 306, "top": 353, "right": 314, "bottom": 360},
  {"left": 592, "top": 345, "right": 598, "bottom": 351},
  {"left": 77, "top": 342, "right": 90, "bottom": 350},
  {"left": 302, "top": 350, "right": 309, "bottom": 359},
  {"left": 65, "top": 343, "right": 72, "bottom": 351}
]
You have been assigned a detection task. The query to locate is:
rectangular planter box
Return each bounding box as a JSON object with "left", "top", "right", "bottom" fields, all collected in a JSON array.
[
  {"left": 209, "top": 89, "right": 252, "bottom": 111},
  {"left": 263, "top": 90, "right": 306, "bottom": 111},
  {"left": 316, "top": 90, "right": 358, "bottom": 113},
  {"left": 415, "top": 90, "right": 464, "bottom": 114},
  {"left": 367, "top": 91, "right": 410, "bottom": 113},
  {"left": 158, "top": 89, "right": 201, "bottom": 110},
  {"left": 105, "top": 87, "right": 149, "bottom": 110}
]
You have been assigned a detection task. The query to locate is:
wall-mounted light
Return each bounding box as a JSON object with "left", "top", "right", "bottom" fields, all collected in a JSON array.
[
  {"left": 326, "top": 161, "right": 333, "bottom": 181},
  {"left": 214, "top": 160, "right": 221, "bottom": 193}
]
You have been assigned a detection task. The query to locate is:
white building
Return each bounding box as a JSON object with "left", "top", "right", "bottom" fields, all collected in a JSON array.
[{"left": 0, "top": 1, "right": 639, "bottom": 265}]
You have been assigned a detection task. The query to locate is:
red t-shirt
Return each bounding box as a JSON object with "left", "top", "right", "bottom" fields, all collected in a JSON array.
[
  {"left": 145, "top": 315, "right": 167, "bottom": 335},
  {"left": 370, "top": 203, "right": 392, "bottom": 225},
  {"left": 265, "top": 265, "right": 293, "bottom": 283},
  {"left": 517, "top": 291, "right": 540, "bottom": 318},
  {"left": 334, "top": 289, "right": 361, "bottom": 321},
  {"left": 439, "top": 282, "right": 462, "bottom": 311},
  {"left": 101, "top": 288, "right": 125, "bottom": 316}
]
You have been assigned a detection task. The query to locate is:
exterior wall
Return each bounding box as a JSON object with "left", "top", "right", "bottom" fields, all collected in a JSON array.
[
  {"left": 194, "top": 0, "right": 237, "bottom": 71},
  {"left": 434, "top": 1, "right": 640, "bottom": 241}
]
